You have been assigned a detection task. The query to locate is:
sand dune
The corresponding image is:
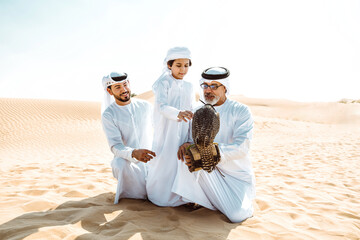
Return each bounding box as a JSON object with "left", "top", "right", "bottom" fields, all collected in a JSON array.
[{"left": 0, "top": 95, "right": 359, "bottom": 239}]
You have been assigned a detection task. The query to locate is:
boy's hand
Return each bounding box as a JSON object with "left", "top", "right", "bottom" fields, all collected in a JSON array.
[{"left": 178, "top": 111, "right": 193, "bottom": 122}]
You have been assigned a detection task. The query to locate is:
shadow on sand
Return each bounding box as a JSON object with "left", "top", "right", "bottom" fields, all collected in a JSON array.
[{"left": 0, "top": 192, "right": 239, "bottom": 240}]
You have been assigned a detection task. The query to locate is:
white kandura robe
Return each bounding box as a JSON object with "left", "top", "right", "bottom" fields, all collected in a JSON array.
[
  {"left": 147, "top": 73, "right": 210, "bottom": 207},
  {"left": 102, "top": 99, "right": 153, "bottom": 204},
  {"left": 173, "top": 99, "right": 256, "bottom": 222}
]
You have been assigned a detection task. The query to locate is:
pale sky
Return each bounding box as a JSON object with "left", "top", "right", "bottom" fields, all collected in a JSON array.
[{"left": 0, "top": 0, "right": 359, "bottom": 102}]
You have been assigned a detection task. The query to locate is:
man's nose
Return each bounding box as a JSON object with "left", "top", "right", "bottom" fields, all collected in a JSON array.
[{"left": 204, "top": 87, "right": 212, "bottom": 93}]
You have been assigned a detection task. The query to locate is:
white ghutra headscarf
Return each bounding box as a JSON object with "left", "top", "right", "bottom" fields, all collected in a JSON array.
[
  {"left": 152, "top": 46, "right": 192, "bottom": 89},
  {"left": 101, "top": 72, "right": 128, "bottom": 114},
  {"left": 199, "top": 67, "right": 231, "bottom": 99},
  {"left": 163, "top": 46, "right": 191, "bottom": 66}
]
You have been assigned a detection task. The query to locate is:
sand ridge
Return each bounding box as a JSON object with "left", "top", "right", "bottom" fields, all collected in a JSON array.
[{"left": 0, "top": 96, "right": 359, "bottom": 239}]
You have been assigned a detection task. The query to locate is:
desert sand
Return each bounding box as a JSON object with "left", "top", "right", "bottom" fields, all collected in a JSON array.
[{"left": 0, "top": 93, "right": 359, "bottom": 240}]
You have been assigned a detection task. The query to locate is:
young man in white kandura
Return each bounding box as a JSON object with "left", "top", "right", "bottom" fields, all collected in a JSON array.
[{"left": 101, "top": 72, "right": 156, "bottom": 204}]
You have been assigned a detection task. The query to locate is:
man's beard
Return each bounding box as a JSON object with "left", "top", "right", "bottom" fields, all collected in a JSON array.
[
  {"left": 204, "top": 93, "right": 220, "bottom": 105},
  {"left": 114, "top": 91, "right": 131, "bottom": 102}
]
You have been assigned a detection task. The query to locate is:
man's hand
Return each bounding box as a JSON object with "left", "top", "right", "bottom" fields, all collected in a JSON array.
[
  {"left": 177, "top": 110, "right": 193, "bottom": 122},
  {"left": 184, "top": 154, "right": 192, "bottom": 168},
  {"left": 132, "top": 149, "right": 156, "bottom": 163},
  {"left": 177, "top": 142, "right": 191, "bottom": 161}
]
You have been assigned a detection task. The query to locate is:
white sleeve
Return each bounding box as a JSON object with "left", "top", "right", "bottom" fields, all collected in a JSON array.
[
  {"left": 101, "top": 112, "right": 138, "bottom": 163},
  {"left": 153, "top": 81, "right": 180, "bottom": 121},
  {"left": 218, "top": 106, "right": 253, "bottom": 164}
]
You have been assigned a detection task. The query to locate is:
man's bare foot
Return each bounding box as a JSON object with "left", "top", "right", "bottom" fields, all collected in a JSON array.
[{"left": 185, "top": 202, "right": 203, "bottom": 210}]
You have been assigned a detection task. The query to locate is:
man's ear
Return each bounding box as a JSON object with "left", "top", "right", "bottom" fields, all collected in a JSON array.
[
  {"left": 106, "top": 87, "right": 113, "bottom": 96},
  {"left": 167, "top": 64, "right": 172, "bottom": 70}
]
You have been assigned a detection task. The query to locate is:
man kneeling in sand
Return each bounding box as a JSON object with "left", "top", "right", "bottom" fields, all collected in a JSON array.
[
  {"left": 101, "top": 72, "right": 156, "bottom": 204},
  {"left": 176, "top": 67, "right": 256, "bottom": 222}
]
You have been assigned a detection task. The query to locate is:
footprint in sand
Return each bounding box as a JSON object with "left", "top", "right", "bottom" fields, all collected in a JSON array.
[
  {"left": 166, "top": 214, "right": 179, "bottom": 221},
  {"left": 255, "top": 199, "right": 270, "bottom": 211}
]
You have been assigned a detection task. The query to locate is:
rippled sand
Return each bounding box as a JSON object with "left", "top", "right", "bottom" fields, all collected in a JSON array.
[{"left": 0, "top": 94, "right": 359, "bottom": 240}]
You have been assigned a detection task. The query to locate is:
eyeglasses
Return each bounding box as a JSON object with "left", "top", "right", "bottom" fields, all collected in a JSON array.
[{"left": 200, "top": 83, "right": 223, "bottom": 90}]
